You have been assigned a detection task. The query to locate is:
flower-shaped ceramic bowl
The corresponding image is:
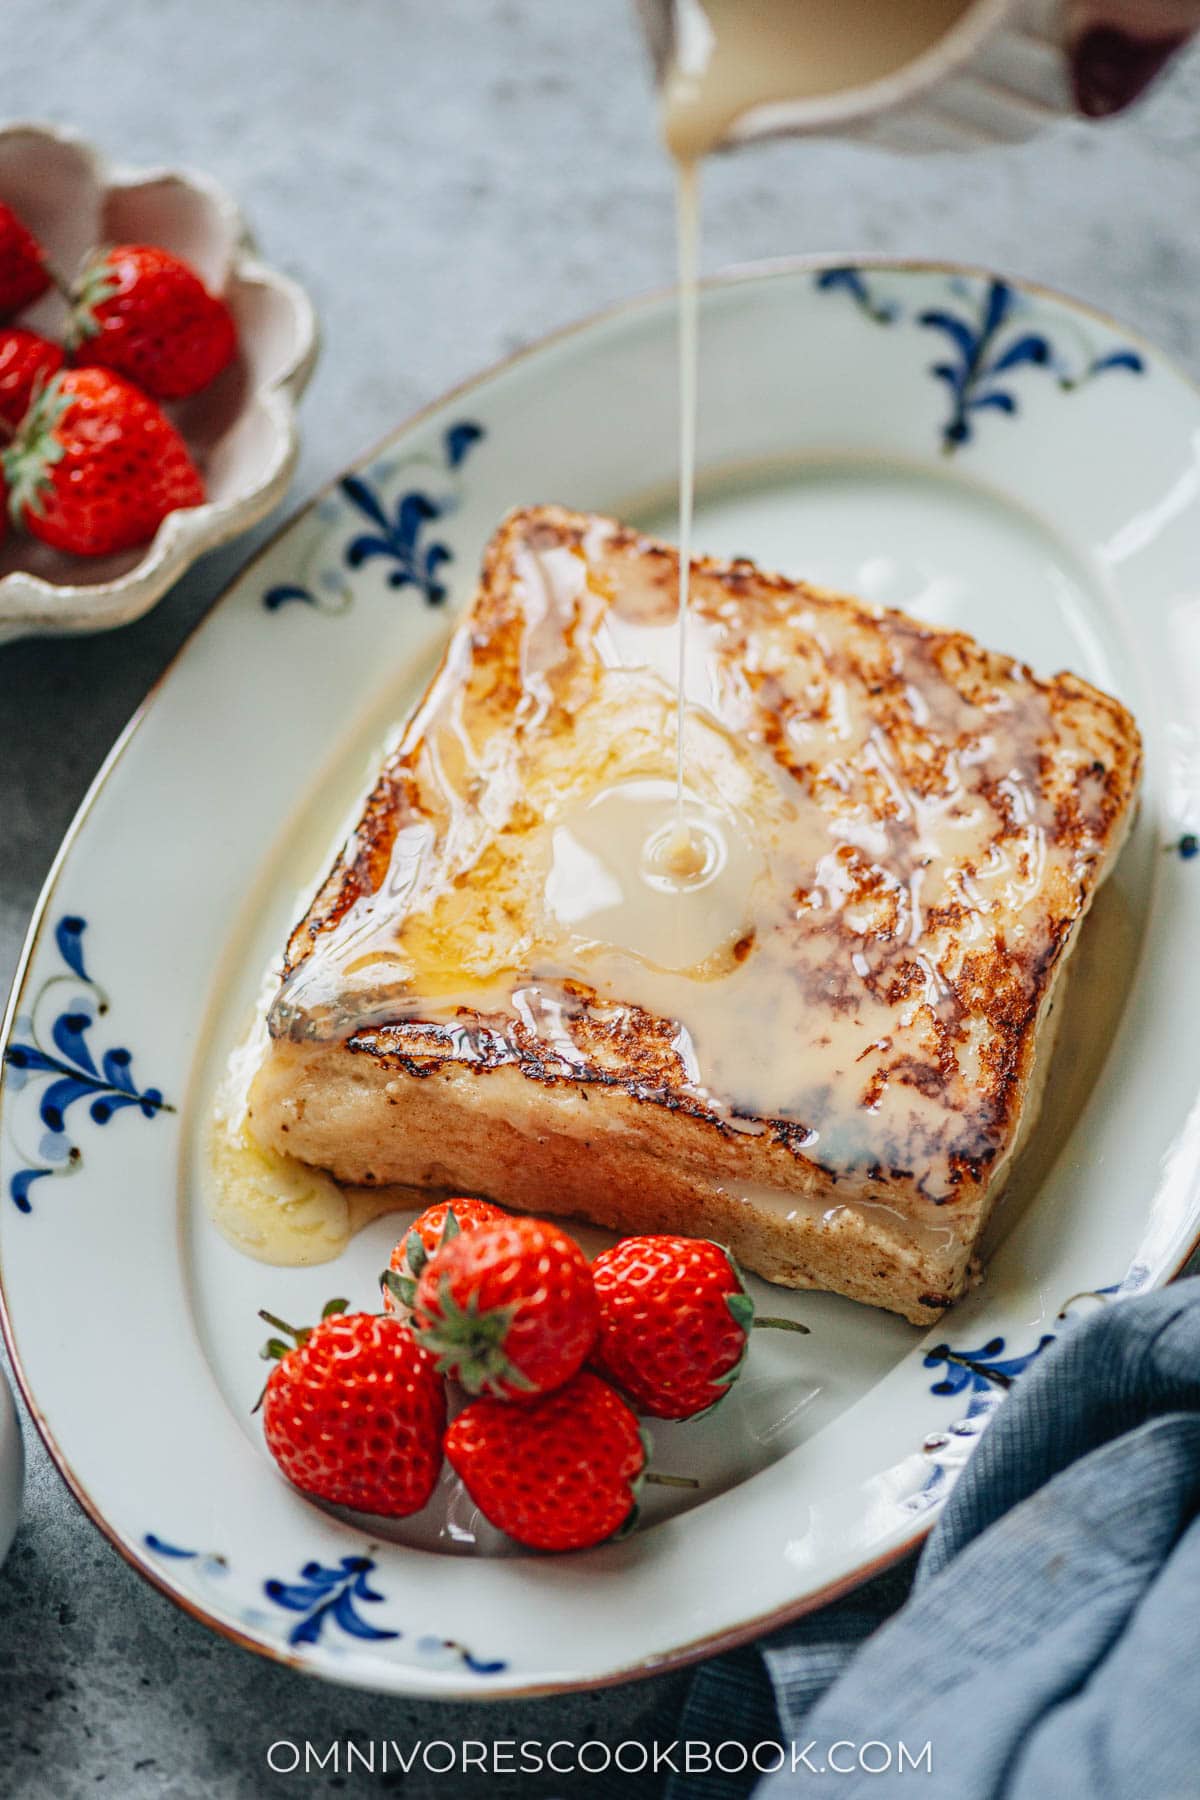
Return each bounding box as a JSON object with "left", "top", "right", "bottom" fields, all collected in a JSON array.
[{"left": 0, "top": 122, "right": 318, "bottom": 645}]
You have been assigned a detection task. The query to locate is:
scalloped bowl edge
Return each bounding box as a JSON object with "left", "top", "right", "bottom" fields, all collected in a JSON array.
[{"left": 0, "top": 124, "right": 319, "bottom": 645}]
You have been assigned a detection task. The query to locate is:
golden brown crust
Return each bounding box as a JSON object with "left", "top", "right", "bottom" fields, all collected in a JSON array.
[{"left": 248, "top": 1038, "right": 963, "bottom": 1326}]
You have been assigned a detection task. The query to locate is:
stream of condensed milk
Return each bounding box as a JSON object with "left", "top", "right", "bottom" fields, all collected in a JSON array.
[
  {"left": 662, "top": 155, "right": 703, "bottom": 879},
  {"left": 656, "top": 0, "right": 974, "bottom": 881}
]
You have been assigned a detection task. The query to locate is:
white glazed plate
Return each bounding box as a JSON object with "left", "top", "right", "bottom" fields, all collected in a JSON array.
[{"left": 2, "top": 260, "right": 1199, "bottom": 1696}]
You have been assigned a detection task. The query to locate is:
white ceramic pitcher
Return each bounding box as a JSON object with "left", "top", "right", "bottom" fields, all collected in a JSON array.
[{"left": 635, "top": 0, "right": 1082, "bottom": 155}]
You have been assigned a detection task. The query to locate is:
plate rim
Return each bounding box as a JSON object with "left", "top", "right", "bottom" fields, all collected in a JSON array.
[{"left": 3, "top": 252, "right": 1199, "bottom": 1698}]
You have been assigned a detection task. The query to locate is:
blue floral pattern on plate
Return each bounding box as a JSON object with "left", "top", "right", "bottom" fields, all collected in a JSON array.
[
  {"left": 264, "top": 420, "right": 485, "bottom": 613},
  {"left": 922, "top": 1332, "right": 1056, "bottom": 1398},
  {"left": 143, "top": 1535, "right": 507, "bottom": 1672},
  {"left": 814, "top": 265, "right": 901, "bottom": 326},
  {"left": 266, "top": 1555, "right": 398, "bottom": 1646},
  {"left": 906, "top": 1282, "right": 1133, "bottom": 1513},
  {"left": 3, "top": 916, "right": 171, "bottom": 1213},
  {"left": 816, "top": 267, "right": 1145, "bottom": 453}
]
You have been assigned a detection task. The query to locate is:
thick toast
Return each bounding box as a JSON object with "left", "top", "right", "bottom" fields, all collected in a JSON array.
[{"left": 248, "top": 506, "right": 1141, "bottom": 1324}]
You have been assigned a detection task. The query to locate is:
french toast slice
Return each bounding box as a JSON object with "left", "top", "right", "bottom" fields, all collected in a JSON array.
[{"left": 248, "top": 505, "right": 1141, "bottom": 1325}]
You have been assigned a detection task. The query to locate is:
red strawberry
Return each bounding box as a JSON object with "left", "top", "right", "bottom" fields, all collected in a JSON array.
[
  {"left": 2, "top": 367, "right": 204, "bottom": 556},
  {"left": 69, "top": 244, "right": 237, "bottom": 400},
  {"left": 382, "top": 1197, "right": 508, "bottom": 1315},
  {"left": 259, "top": 1300, "right": 446, "bottom": 1518},
  {"left": 0, "top": 202, "right": 51, "bottom": 317},
  {"left": 446, "top": 1371, "right": 649, "bottom": 1551},
  {"left": 0, "top": 328, "right": 64, "bottom": 430},
  {"left": 412, "top": 1216, "right": 599, "bottom": 1399},
  {"left": 591, "top": 1236, "right": 809, "bottom": 1420}
]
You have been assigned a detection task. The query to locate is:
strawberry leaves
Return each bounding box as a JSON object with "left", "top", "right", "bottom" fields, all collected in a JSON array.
[
  {"left": 65, "top": 252, "right": 123, "bottom": 350},
  {"left": 2, "top": 371, "right": 72, "bottom": 526},
  {"left": 725, "top": 1290, "right": 755, "bottom": 1331},
  {"left": 380, "top": 1205, "right": 463, "bottom": 1312},
  {"left": 414, "top": 1277, "right": 536, "bottom": 1397},
  {"left": 381, "top": 1267, "right": 417, "bottom": 1312},
  {"left": 252, "top": 1298, "right": 348, "bottom": 1416},
  {"left": 257, "top": 1297, "right": 348, "bottom": 1361}
]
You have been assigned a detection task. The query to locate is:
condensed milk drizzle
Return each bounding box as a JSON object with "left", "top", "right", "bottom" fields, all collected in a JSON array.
[
  {"left": 255, "top": 2, "right": 1111, "bottom": 1219},
  {"left": 667, "top": 155, "right": 702, "bottom": 875},
  {"left": 269, "top": 0, "right": 1004, "bottom": 1032},
  {"left": 656, "top": 0, "right": 975, "bottom": 879}
]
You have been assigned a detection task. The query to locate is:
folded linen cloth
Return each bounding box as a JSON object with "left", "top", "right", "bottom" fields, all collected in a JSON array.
[{"left": 662, "top": 1276, "right": 1200, "bottom": 1800}]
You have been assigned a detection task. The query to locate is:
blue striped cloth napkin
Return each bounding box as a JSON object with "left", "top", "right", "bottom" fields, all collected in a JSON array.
[{"left": 660, "top": 1275, "right": 1200, "bottom": 1800}]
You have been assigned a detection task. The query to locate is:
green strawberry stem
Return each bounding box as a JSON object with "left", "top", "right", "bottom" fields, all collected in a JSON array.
[
  {"left": 258, "top": 1308, "right": 307, "bottom": 1344},
  {"left": 643, "top": 1472, "right": 700, "bottom": 1489},
  {"left": 752, "top": 1317, "right": 811, "bottom": 1333},
  {"left": 257, "top": 1297, "right": 348, "bottom": 1356},
  {"left": 252, "top": 1299, "right": 347, "bottom": 1414}
]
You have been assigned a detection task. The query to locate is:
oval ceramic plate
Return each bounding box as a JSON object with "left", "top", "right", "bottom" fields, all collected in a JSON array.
[{"left": 2, "top": 260, "right": 1199, "bottom": 1697}]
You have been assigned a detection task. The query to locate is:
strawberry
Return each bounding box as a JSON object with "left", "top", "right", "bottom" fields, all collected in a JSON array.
[
  {"left": 0, "top": 202, "right": 51, "bottom": 317},
  {"left": 382, "top": 1197, "right": 508, "bottom": 1315},
  {"left": 0, "top": 328, "right": 64, "bottom": 431},
  {"left": 411, "top": 1216, "right": 599, "bottom": 1399},
  {"left": 591, "top": 1235, "right": 809, "bottom": 1420},
  {"left": 69, "top": 244, "right": 237, "bottom": 400},
  {"left": 259, "top": 1300, "right": 446, "bottom": 1518},
  {"left": 2, "top": 367, "right": 204, "bottom": 556},
  {"left": 445, "top": 1371, "right": 650, "bottom": 1551}
]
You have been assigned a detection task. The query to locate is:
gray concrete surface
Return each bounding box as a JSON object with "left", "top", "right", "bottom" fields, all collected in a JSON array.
[{"left": 0, "top": 3, "right": 1198, "bottom": 1795}]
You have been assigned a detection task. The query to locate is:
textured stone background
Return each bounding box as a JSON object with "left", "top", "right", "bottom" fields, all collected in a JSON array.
[{"left": 0, "top": 3, "right": 1198, "bottom": 1795}]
